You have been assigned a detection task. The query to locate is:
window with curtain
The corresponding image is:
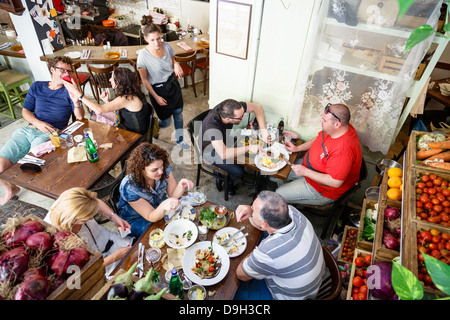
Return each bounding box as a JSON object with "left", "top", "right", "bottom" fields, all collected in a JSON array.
[{"left": 288, "top": 0, "right": 442, "bottom": 154}]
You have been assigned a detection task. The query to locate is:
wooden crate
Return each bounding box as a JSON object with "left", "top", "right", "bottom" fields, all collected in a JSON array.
[
  {"left": 0, "top": 214, "right": 106, "bottom": 300},
  {"left": 408, "top": 167, "right": 450, "bottom": 230},
  {"left": 357, "top": 199, "right": 378, "bottom": 251},
  {"left": 337, "top": 225, "right": 359, "bottom": 265},
  {"left": 403, "top": 221, "right": 449, "bottom": 297},
  {"left": 91, "top": 269, "right": 177, "bottom": 300},
  {"left": 407, "top": 130, "right": 450, "bottom": 175},
  {"left": 377, "top": 56, "right": 405, "bottom": 75},
  {"left": 373, "top": 200, "right": 402, "bottom": 261},
  {"left": 346, "top": 248, "right": 372, "bottom": 300}
]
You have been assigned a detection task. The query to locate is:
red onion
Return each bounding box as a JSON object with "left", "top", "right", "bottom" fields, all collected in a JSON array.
[
  {"left": 0, "top": 247, "right": 29, "bottom": 283},
  {"left": 5, "top": 220, "right": 43, "bottom": 247},
  {"left": 53, "top": 231, "right": 72, "bottom": 248},
  {"left": 22, "top": 268, "right": 46, "bottom": 282},
  {"left": 384, "top": 206, "right": 401, "bottom": 220},
  {"left": 25, "top": 232, "right": 53, "bottom": 252},
  {"left": 14, "top": 275, "right": 50, "bottom": 300},
  {"left": 50, "top": 246, "right": 90, "bottom": 276},
  {"left": 383, "top": 232, "right": 400, "bottom": 250}
]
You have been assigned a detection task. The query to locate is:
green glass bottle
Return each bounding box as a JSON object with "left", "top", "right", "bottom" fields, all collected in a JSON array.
[
  {"left": 84, "top": 133, "right": 99, "bottom": 163},
  {"left": 168, "top": 269, "right": 183, "bottom": 299}
]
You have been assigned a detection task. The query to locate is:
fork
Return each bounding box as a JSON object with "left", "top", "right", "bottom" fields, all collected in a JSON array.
[{"left": 137, "top": 243, "right": 145, "bottom": 278}]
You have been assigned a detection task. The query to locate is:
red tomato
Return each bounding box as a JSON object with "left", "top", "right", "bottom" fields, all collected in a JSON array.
[
  {"left": 422, "top": 175, "right": 430, "bottom": 182},
  {"left": 355, "top": 257, "right": 364, "bottom": 268},
  {"left": 363, "top": 254, "right": 372, "bottom": 266},
  {"left": 419, "top": 195, "right": 430, "bottom": 203},
  {"left": 352, "top": 276, "right": 363, "bottom": 288},
  {"left": 433, "top": 205, "right": 443, "bottom": 213},
  {"left": 420, "top": 231, "right": 432, "bottom": 241},
  {"left": 208, "top": 266, "right": 215, "bottom": 272},
  {"left": 417, "top": 182, "right": 426, "bottom": 189},
  {"left": 428, "top": 188, "right": 437, "bottom": 195},
  {"left": 433, "top": 179, "right": 442, "bottom": 186}
]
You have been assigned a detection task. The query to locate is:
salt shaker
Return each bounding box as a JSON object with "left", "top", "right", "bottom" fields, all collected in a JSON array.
[{"left": 198, "top": 225, "right": 208, "bottom": 241}]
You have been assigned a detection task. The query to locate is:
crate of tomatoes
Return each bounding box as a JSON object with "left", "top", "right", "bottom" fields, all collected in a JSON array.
[
  {"left": 346, "top": 249, "right": 372, "bottom": 300},
  {"left": 412, "top": 169, "right": 450, "bottom": 229},
  {"left": 338, "top": 226, "right": 358, "bottom": 265}
]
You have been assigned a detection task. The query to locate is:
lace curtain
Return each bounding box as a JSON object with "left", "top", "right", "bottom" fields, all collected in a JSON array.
[{"left": 288, "top": 0, "right": 442, "bottom": 154}]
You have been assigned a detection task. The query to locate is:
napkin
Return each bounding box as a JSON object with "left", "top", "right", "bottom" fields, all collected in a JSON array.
[
  {"left": 177, "top": 41, "right": 193, "bottom": 52},
  {"left": 164, "top": 248, "right": 186, "bottom": 270},
  {"left": 67, "top": 147, "right": 88, "bottom": 163},
  {"left": 30, "top": 140, "right": 55, "bottom": 157}
]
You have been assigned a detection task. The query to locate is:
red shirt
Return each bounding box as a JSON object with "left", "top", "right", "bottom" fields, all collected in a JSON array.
[{"left": 303, "top": 124, "right": 362, "bottom": 200}]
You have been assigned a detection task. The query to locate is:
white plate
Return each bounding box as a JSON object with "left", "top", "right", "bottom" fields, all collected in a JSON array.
[
  {"left": 213, "top": 227, "right": 247, "bottom": 258},
  {"left": 73, "top": 134, "right": 83, "bottom": 143},
  {"left": 163, "top": 219, "right": 198, "bottom": 249},
  {"left": 254, "top": 147, "right": 290, "bottom": 173},
  {"left": 64, "top": 51, "right": 81, "bottom": 59},
  {"left": 182, "top": 241, "right": 230, "bottom": 286}
]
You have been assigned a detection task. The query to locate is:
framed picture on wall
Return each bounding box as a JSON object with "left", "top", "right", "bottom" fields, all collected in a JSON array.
[{"left": 216, "top": 0, "right": 252, "bottom": 60}]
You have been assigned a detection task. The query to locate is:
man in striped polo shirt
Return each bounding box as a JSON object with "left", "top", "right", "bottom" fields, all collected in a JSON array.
[{"left": 235, "top": 191, "right": 325, "bottom": 300}]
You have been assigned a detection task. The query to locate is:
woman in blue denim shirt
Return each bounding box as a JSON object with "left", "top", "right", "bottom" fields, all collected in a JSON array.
[{"left": 118, "top": 143, "right": 194, "bottom": 238}]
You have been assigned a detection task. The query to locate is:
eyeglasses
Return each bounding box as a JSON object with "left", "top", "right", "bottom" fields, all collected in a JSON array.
[
  {"left": 54, "top": 66, "right": 73, "bottom": 74},
  {"left": 220, "top": 111, "right": 245, "bottom": 121},
  {"left": 324, "top": 103, "right": 341, "bottom": 123}
]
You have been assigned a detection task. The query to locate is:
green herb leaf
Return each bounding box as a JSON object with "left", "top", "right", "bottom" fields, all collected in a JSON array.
[
  {"left": 423, "top": 253, "right": 450, "bottom": 295},
  {"left": 405, "top": 25, "right": 436, "bottom": 53},
  {"left": 392, "top": 261, "right": 423, "bottom": 300},
  {"left": 397, "top": 0, "right": 416, "bottom": 18}
]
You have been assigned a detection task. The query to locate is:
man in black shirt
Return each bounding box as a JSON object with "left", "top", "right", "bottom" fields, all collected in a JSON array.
[{"left": 201, "top": 99, "right": 270, "bottom": 195}]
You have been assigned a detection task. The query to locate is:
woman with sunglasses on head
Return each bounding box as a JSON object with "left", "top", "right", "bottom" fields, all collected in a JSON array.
[
  {"left": 276, "top": 103, "right": 362, "bottom": 206},
  {"left": 63, "top": 67, "right": 150, "bottom": 135},
  {"left": 136, "top": 15, "right": 189, "bottom": 150}
]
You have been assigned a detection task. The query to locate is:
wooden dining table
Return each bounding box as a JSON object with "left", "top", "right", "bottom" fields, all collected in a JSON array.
[
  {"left": 0, "top": 119, "right": 143, "bottom": 200},
  {"left": 112, "top": 200, "right": 262, "bottom": 300}
]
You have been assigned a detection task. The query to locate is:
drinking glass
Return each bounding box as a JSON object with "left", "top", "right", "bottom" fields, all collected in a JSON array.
[
  {"left": 191, "top": 186, "right": 206, "bottom": 205},
  {"left": 49, "top": 131, "right": 60, "bottom": 147}
]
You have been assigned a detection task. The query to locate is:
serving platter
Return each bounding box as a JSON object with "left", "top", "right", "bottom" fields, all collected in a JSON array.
[
  {"left": 64, "top": 51, "right": 81, "bottom": 59},
  {"left": 254, "top": 147, "right": 290, "bottom": 173}
]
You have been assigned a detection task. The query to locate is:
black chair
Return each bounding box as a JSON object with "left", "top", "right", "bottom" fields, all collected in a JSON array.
[
  {"left": 309, "top": 245, "right": 342, "bottom": 300},
  {"left": 88, "top": 162, "right": 127, "bottom": 201},
  {"left": 187, "top": 110, "right": 230, "bottom": 201},
  {"left": 108, "top": 177, "right": 122, "bottom": 213},
  {"left": 297, "top": 158, "right": 368, "bottom": 240}
]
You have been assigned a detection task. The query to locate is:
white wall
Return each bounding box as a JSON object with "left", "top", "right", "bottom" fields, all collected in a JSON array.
[{"left": 209, "top": 0, "right": 264, "bottom": 109}]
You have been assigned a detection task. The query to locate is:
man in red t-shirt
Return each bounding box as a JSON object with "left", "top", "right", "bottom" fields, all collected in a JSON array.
[{"left": 276, "top": 104, "right": 362, "bottom": 205}]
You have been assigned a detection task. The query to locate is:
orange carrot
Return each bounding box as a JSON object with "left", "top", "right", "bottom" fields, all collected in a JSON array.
[
  {"left": 428, "top": 140, "right": 450, "bottom": 149},
  {"left": 427, "top": 162, "right": 450, "bottom": 170},
  {"left": 423, "top": 150, "right": 450, "bottom": 162},
  {"left": 416, "top": 148, "right": 444, "bottom": 160}
]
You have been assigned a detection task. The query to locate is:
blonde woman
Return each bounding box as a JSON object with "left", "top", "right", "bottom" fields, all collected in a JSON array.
[{"left": 44, "top": 188, "right": 133, "bottom": 276}]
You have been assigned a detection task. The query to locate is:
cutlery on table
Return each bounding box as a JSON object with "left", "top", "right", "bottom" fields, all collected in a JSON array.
[{"left": 220, "top": 226, "right": 246, "bottom": 246}]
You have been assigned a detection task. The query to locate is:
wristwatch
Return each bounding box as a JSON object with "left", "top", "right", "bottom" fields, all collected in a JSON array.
[{"left": 78, "top": 94, "right": 84, "bottom": 102}]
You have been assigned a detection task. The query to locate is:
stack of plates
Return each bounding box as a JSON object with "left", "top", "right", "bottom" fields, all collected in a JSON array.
[{"left": 439, "top": 83, "right": 450, "bottom": 96}]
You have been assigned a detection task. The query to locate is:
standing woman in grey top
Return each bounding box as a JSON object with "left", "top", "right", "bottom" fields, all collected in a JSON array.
[{"left": 137, "top": 15, "right": 189, "bottom": 149}]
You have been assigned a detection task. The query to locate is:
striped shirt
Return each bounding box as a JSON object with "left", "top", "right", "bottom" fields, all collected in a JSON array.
[{"left": 242, "top": 206, "right": 326, "bottom": 300}]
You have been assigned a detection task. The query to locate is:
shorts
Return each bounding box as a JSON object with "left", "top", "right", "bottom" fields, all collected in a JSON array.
[{"left": 0, "top": 126, "right": 50, "bottom": 164}]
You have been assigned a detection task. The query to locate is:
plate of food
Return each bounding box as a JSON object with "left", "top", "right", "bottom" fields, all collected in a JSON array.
[
  {"left": 255, "top": 147, "right": 290, "bottom": 172},
  {"left": 199, "top": 205, "right": 230, "bottom": 230},
  {"left": 182, "top": 241, "right": 230, "bottom": 286},
  {"left": 213, "top": 227, "right": 247, "bottom": 257},
  {"left": 64, "top": 51, "right": 81, "bottom": 59},
  {"left": 167, "top": 202, "right": 196, "bottom": 222},
  {"left": 163, "top": 219, "right": 198, "bottom": 249},
  {"left": 105, "top": 51, "right": 121, "bottom": 59}
]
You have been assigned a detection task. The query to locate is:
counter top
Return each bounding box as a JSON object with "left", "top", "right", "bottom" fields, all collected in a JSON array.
[
  {"left": 39, "top": 36, "right": 209, "bottom": 63},
  {"left": 0, "top": 35, "right": 26, "bottom": 59}
]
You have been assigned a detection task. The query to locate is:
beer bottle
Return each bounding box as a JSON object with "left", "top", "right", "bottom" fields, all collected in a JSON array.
[
  {"left": 169, "top": 269, "right": 183, "bottom": 299},
  {"left": 84, "top": 133, "right": 99, "bottom": 163},
  {"left": 278, "top": 117, "right": 285, "bottom": 136}
]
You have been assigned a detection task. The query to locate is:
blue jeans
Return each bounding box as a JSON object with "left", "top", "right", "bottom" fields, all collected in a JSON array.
[
  {"left": 203, "top": 149, "right": 244, "bottom": 183},
  {"left": 158, "top": 107, "right": 184, "bottom": 143},
  {"left": 235, "top": 279, "right": 272, "bottom": 300}
]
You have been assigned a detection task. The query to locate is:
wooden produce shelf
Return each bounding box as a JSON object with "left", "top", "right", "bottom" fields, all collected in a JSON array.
[
  {"left": 373, "top": 200, "right": 401, "bottom": 261},
  {"left": 357, "top": 199, "right": 378, "bottom": 251}
]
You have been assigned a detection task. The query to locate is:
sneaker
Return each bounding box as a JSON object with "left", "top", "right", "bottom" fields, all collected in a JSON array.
[{"left": 177, "top": 141, "right": 191, "bottom": 150}]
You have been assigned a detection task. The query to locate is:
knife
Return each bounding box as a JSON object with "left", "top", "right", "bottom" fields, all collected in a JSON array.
[{"left": 220, "top": 226, "right": 246, "bottom": 246}]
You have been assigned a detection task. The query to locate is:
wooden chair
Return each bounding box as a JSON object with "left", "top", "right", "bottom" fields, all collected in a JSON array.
[
  {"left": 195, "top": 48, "right": 209, "bottom": 95},
  {"left": 87, "top": 61, "right": 119, "bottom": 103},
  {"left": 174, "top": 52, "right": 197, "bottom": 98},
  {"left": 187, "top": 110, "right": 230, "bottom": 201},
  {"left": 0, "top": 68, "right": 32, "bottom": 119},
  {"left": 129, "top": 60, "right": 142, "bottom": 87},
  {"left": 296, "top": 158, "right": 368, "bottom": 240},
  {"left": 71, "top": 62, "right": 91, "bottom": 95},
  {"left": 309, "top": 245, "right": 342, "bottom": 300}
]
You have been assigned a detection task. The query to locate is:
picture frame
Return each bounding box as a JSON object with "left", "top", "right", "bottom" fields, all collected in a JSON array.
[{"left": 216, "top": 0, "right": 252, "bottom": 60}]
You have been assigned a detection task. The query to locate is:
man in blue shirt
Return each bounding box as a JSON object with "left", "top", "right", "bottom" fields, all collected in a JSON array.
[{"left": 0, "top": 56, "right": 85, "bottom": 205}]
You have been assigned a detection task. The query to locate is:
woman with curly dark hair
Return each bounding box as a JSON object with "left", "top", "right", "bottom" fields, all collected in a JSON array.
[
  {"left": 63, "top": 67, "right": 150, "bottom": 135},
  {"left": 117, "top": 142, "right": 194, "bottom": 238}
]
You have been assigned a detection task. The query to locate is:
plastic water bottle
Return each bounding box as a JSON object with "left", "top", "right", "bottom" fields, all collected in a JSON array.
[
  {"left": 84, "top": 133, "right": 99, "bottom": 163},
  {"left": 169, "top": 269, "right": 183, "bottom": 299}
]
